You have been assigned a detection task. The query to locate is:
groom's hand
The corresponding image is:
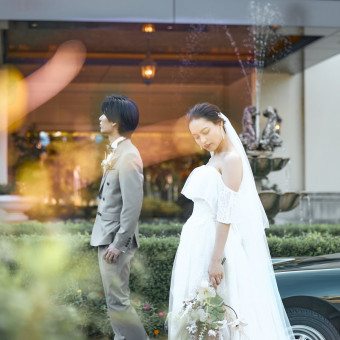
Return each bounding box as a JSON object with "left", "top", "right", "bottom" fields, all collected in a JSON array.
[{"left": 104, "top": 244, "right": 122, "bottom": 264}]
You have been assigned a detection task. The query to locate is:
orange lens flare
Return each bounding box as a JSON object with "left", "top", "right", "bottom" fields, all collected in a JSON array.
[
  {"left": 132, "top": 115, "right": 200, "bottom": 167},
  {"left": 0, "top": 40, "right": 86, "bottom": 132}
]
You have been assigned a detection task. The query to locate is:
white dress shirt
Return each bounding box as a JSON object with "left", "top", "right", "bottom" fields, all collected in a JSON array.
[{"left": 111, "top": 136, "right": 126, "bottom": 151}]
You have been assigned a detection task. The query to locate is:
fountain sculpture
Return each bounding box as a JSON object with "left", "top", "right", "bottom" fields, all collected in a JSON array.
[{"left": 240, "top": 105, "right": 302, "bottom": 223}]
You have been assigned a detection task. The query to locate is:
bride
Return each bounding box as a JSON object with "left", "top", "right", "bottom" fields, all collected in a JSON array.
[{"left": 168, "top": 103, "right": 294, "bottom": 339}]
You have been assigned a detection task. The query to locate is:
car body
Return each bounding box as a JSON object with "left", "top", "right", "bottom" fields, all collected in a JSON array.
[{"left": 274, "top": 253, "right": 340, "bottom": 340}]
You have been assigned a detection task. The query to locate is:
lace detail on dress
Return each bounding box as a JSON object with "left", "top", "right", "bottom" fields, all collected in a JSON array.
[{"left": 216, "top": 187, "right": 240, "bottom": 224}]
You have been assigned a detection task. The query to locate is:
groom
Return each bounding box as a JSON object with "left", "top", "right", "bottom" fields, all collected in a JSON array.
[{"left": 91, "top": 94, "right": 148, "bottom": 340}]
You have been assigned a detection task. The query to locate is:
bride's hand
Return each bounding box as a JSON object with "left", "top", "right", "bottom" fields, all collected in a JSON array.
[{"left": 208, "top": 259, "right": 224, "bottom": 289}]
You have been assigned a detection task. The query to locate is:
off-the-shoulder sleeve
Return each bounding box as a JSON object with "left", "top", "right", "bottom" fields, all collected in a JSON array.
[
  {"left": 216, "top": 187, "right": 240, "bottom": 224},
  {"left": 181, "top": 168, "right": 219, "bottom": 212}
]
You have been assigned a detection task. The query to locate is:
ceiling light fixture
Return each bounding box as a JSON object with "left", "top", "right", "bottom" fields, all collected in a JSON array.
[
  {"left": 142, "top": 23, "right": 155, "bottom": 33},
  {"left": 141, "top": 26, "right": 156, "bottom": 85},
  {"left": 141, "top": 51, "right": 156, "bottom": 85}
]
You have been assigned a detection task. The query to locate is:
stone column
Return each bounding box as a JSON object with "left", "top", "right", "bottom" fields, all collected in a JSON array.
[{"left": 0, "top": 22, "right": 9, "bottom": 185}]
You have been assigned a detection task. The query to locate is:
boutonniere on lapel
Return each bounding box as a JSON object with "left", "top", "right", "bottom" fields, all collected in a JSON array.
[{"left": 101, "top": 144, "right": 118, "bottom": 172}]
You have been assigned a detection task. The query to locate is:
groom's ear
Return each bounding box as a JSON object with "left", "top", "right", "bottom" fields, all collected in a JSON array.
[{"left": 111, "top": 122, "right": 120, "bottom": 132}]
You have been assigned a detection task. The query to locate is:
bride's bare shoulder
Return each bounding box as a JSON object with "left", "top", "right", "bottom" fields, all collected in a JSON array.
[
  {"left": 221, "top": 150, "right": 242, "bottom": 168},
  {"left": 220, "top": 151, "right": 243, "bottom": 191}
]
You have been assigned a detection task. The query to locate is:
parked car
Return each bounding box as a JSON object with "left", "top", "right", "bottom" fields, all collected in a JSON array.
[{"left": 274, "top": 253, "right": 340, "bottom": 340}]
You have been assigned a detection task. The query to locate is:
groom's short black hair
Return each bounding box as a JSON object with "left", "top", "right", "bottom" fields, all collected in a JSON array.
[{"left": 101, "top": 94, "right": 139, "bottom": 135}]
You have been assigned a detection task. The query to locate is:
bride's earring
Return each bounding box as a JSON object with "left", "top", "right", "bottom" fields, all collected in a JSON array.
[
  {"left": 221, "top": 125, "right": 225, "bottom": 140},
  {"left": 200, "top": 145, "right": 202, "bottom": 150}
]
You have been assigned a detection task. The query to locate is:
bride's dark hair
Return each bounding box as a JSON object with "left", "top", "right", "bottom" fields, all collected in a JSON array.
[{"left": 187, "top": 103, "right": 224, "bottom": 126}]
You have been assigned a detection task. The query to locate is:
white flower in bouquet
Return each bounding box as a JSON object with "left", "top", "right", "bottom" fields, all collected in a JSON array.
[
  {"left": 187, "top": 323, "right": 198, "bottom": 334},
  {"left": 177, "top": 280, "right": 247, "bottom": 340},
  {"left": 228, "top": 318, "right": 248, "bottom": 339},
  {"left": 228, "top": 319, "right": 247, "bottom": 328},
  {"left": 198, "top": 308, "right": 209, "bottom": 322},
  {"left": 196, "top": 279, "right": 216, "bottom": 301}
]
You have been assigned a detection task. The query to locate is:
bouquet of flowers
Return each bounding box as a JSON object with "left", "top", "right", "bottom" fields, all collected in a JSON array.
[{"left": 177, "top": 280, "right": 247, "bottom": 340}]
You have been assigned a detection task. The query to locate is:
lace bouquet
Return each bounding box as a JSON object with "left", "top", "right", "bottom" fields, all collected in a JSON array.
[{"left": 177, "top": 280, "right": 247, "bottom": 339}]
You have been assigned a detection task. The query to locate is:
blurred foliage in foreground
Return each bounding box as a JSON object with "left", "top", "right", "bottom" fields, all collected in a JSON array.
[{"left": 0, "top": 234, "right": 86, "bottom": 340}]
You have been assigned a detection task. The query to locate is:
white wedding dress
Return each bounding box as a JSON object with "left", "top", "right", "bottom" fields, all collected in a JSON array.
[{"left": 168, "top": 115, "right": 294, "bottom": 340}]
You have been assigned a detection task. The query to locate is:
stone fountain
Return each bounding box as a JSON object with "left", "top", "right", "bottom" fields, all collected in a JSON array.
[{"left": 240, "top": 105, "right": 302, "bottom": 223}]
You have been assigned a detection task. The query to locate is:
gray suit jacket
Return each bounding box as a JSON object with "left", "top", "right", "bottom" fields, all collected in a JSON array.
[{"left": 90, "top": 139, "right": 143, "bottom": 252}]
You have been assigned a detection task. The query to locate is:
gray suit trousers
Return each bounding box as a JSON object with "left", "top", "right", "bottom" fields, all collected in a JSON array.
[{"left": 98, "top": 246, "right": 149, "bottom": 340}]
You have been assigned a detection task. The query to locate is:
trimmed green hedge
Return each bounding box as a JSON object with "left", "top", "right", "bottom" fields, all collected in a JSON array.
[
  {"left": 130, "top": 237, "right": 178, "bottom": 305},
  {"left": 0, "top": 220, "right": 93, "bottom": 236},
  {"left": 266, "top": 224, "right": 340, "bottom": 237},
  {"left": 139, "top": 222, "right": 182, "bottom": 238},
  {"left": 268, "top": 232, "right": 340, "bottom": 257},
  {"left": 1, "top": 226, "right": 340, "bottom": 307},
  {"left": 141, "top": 197, "right": 183, "bottom": 218},
  {"left": 140, "top": 222, "right": 340, "bottom": 238},
  {"left": 3, "top": 221, "right": 339, "bottom": 238},
  {"left": 1, "top": 221, "right": 340, "bottom": 338}
]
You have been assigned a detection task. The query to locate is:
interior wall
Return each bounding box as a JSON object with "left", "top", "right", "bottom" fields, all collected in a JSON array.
[
  {"left": 19, "top": 82, "right": 228, "bottom": 133},
  {"left": 223, "top": 75, "right": 252, "bottom": 132},
  {"left": 304, "top": 53, "right": 340, "bottom": 193},
  {"left": 20, "top": 62, "right": 340, "bottom": 195},
  {"left": 13, "top": 82, "right": 232, "bottom": 168},
  {"left": 17, "top": 73, "right": 304, "bottom": 191},
  {"left": 17, "top": 78, "right": 253, "bottom": 156}
]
